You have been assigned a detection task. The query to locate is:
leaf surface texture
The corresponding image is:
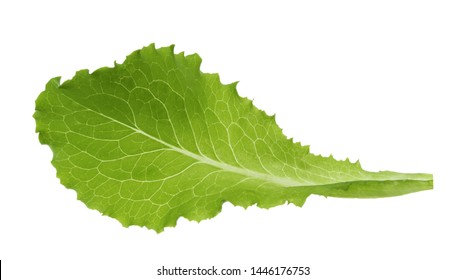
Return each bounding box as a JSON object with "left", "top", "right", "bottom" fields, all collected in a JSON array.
[{"left": 34, "top": 45, "right": 433, "bottom": 232}]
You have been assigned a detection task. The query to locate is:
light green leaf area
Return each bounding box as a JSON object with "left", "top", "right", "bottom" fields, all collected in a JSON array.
[{"left": 34, "top": 44, "right": 433, "bottom": 232}]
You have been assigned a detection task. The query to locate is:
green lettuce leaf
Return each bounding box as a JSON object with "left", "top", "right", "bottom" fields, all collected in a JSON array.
[{"left": 34, "top": 44, "right": 433, "bottom": 232}]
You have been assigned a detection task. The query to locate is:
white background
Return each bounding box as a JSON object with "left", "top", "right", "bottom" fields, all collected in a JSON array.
[{"left": 1, "top": 0, "right": 465, "bottom": 279}]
